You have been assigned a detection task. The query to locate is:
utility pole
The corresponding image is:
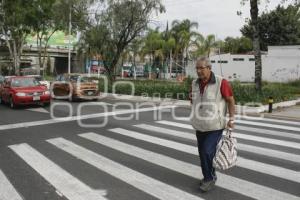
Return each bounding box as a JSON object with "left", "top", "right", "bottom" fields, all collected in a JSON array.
[
  {"left": 216, "top": 34, "right": 223, "bottom": 76},
  {"left": 68, "top": 1, "right": 72, "bottom": 74}
]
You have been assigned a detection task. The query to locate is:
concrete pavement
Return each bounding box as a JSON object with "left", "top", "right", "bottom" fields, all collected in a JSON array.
[{"left": 264, "top": 104, "right": 300, "bottom": 121}]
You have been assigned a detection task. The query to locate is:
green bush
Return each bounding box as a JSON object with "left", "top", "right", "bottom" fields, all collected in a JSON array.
[
  {"left": 98, "top": 79, "right": 189, "bottom": 100},
  {"left": 231, "top": 81, "right": 300, "bottom": 105},
  {"left": 98, "top": 78, "right": 300, "bottom": 104}
]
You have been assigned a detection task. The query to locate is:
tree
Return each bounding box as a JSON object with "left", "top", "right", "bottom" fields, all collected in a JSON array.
[
  {"left": 171, "top": 19, "right": 199, "bottom": 66},
  {"left": 222, "top": 36, "right": 253, "bottom": 54},
  {"left": 81, "top": 0, "right": 164, "bottom": 82},
  {"left": 193, "top": 34, "right": 217, "bottom": 57},
  {"left": 0, "top": 0, "right": 35, "bottom": 75},
  {"left": 241, "top": 0, "right": 298, "bottom": 91},
  {"left": 250, "top": 0, "right": 262, "bottom": 92},
  {"left": 30, "top": 0, "right": 96, "bottom": 75},
  {"left": 241, "top": 4, "right": 300, "bottom": 51},
  {"left": 168, "top": 19, "right": 202, "bottom": 77},
  {"left": 29, "top": 0, "right": 56, "bottom": 75}
]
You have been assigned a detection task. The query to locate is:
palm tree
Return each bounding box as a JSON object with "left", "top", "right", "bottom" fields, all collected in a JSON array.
[
  {"left": 162, "top": 37, "right": 175, "bottom": 78},
  {"left": 250, "top": 0, "right": 262, "bottom": 92},
  {"left": 193, "top": 34, "right": 217, "bottom": 57},
  {"left": 170, "top": 19, "right": 200, "bottom": 74},
  {"left": 140, "top": 29, "right": 165, "bottom": 78}
]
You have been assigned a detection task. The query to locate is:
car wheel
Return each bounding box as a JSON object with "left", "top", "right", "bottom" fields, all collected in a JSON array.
[{"left": 9, "top": 96, "right": 16, "bottom": 109}]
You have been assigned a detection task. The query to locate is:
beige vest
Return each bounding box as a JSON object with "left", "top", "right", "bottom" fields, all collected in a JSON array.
[{"left": 191, "top": 73, "right": 227, "bottom": 132}]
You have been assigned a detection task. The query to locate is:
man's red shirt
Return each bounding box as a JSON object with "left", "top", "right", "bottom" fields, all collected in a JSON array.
[
  {"left": 189, "top": 73, "right": 233, "bottom": 102},
  {"left": 199, "top": 79, "right": 233, "bottom": 98}
]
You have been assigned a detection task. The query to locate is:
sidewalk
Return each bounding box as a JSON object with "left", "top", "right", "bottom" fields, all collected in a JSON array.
[{"left": 263, "top": 104, "right": 300, "bottom": 121}]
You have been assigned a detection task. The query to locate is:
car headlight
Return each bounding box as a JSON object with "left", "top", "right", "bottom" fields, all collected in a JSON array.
[
  {"left": 44, "top": 90, "right": 50, "bottom": 95},
  {"left": 16, "top": 92, "right": 26, "bottom": 97}
]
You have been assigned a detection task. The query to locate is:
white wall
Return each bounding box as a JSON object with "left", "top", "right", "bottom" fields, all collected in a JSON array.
[
  {"left": 210, "top": 54, "right": 256, "bottom": 82},
  {"left": 262, "top": 46, "right": 300, "bottom": 82},
  {"left": 185, "top": 45, "right": 300, "bottom": 82}
]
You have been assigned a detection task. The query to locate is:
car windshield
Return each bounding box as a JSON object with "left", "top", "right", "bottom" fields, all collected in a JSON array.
[
  {"left": 11, "top": 78, "right": 40, "bottom": 87},
  {"left": 70, "top": 75, "right": 92, "bottom": 83},
  {"left": 34, "top": 76, "right": 42, "bottom": 81}
]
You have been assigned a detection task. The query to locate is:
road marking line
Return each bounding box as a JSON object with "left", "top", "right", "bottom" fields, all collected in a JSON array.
[
  {"left": 178, "top": 117, "right": 300, "bottom": 132},
  {"left": 79, "top": 132, "right": 299, "bottom": 200},
  {"left": 235, "top": 125, "right": 300, "bottom": 140},
  {"left": 235, "top": 115, "right": 300, "bottom": 126},
  {"left": 235, "top": 119, "right": 300, "bottom": 132},
  {"left": 178, "top": 118, "right": 300, "bottom": 140},
  {"left": 134, "top": 124, "right": 300, "bottom": 164},
  {"left": 26, "top": 108, "right": 49, "bottom": 113},
  {"left": 179, "top": 115, "right": 300, "bottom": 127},
  {"left": 0, "top": 169, "right": 23, "bottom": 200},
  {"left": 9, "top": 143, "right": 108, "bottom": 200},
  {"left": 110, "top": 128, "right": 300, "bottom": 184},
  {"left": 47, "top": 137, "right": 204, "bottom": 200},
  {"left": 157, "top": 121, "right": 300, "bottom": 150},
  {"left": 0, "top": 105, "right": 175, "bottom": 131}
]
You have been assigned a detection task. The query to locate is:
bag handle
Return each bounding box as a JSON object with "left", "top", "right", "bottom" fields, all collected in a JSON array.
[{"left": 225, "top": 128, "right": 233, "bottom": 137}]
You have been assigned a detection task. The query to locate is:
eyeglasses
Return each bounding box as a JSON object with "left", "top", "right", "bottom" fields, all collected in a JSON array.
[{"left": 196, "top": 66, "right": 208, "bottom": 71}]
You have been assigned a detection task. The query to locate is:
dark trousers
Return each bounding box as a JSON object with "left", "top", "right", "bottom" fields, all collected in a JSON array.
[{"left": 196, "top": 129, "right": 223, "bottom": 181}]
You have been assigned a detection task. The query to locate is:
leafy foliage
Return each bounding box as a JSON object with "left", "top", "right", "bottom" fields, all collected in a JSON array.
[
  {"left": 80, "top": 0, "right": 165, "bottom": 82},
  {"left": 97, "top": 78, "right": 300, "bottom": 104},
  {"left": 221, "top": 37, "right": 253, "bottom": 54},
  {"left": 241, "top": 4, "right": 300, "bottom": 51}
]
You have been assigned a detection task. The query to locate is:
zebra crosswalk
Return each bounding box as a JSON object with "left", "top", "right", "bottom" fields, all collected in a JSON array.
[
  {"left": 0, "top": 169, "right": 23, "bottom": 200},
  {"left": 1, "top": 117, "right": 300, "bottom": 200}
]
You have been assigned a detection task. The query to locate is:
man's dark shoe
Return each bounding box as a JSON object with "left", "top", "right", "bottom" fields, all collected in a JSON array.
[{"left": 199, "top": 180, "right": 216, "bottom": 192}]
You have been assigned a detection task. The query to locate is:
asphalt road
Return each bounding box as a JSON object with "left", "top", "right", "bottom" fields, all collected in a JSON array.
[{"left": 0, "top": 98, "right": 300, "bottom": 200}]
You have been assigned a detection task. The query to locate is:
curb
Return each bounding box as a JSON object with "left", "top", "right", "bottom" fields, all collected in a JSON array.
[{"left": 235, "top": 98, "right": 300, "bottom": 114}]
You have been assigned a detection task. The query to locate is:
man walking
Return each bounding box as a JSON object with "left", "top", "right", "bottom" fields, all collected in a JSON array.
[{"left": 190, "top": 57, "right": 235, "bottom": 192}]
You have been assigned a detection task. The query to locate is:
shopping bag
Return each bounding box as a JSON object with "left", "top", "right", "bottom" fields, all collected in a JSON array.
[{"left": 213, "top": 129, "right": 237, "bottom": 170}]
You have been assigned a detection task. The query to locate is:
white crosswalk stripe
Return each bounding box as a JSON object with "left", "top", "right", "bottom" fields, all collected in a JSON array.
[
  {"left": 47, "top": 137, "right": 204, "bottom": 200},
  {"left": 178, "top": 117, "right": 300, "bottom": 132},
  {"left": 9, "top": 143, "right": 108, "bottom": 200},
  {"left": 134, "top": 124, "right": 300, "bottom": 164},
  {"left": 181, "top": 115, "right": 300, "bottom": 127},
  {"left": 3, "top": 117, "right": 300, "bottom": 200},
  {"left": 235, "top": 119, "right": 300, "bottom": 132},
  {"left": 235, "top": 115, "right": 300, "bottom": 126},
  {"left": 79, "top": 132, "right": 299, "bottom": 200},
  {"left": 0, "top": 169, "right": 23, "bottom": 200},
  {"left": 234, "top": 125, "right": 300, "bottom": 140},
  {"left": 109, "top": 128, "right": 300, "bottom": 184},
  {"left": 156, "top": 121, "right": 300, "bottom": 150}
]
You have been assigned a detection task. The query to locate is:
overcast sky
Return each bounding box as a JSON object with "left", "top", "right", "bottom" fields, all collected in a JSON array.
[{"left": 151, "top": 0, "right": 290, "bottom": 39}]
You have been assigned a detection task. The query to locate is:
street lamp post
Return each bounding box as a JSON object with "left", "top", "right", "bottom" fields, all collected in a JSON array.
[{"left": 68, "top": 2, "right": 72, "bottom": 74}]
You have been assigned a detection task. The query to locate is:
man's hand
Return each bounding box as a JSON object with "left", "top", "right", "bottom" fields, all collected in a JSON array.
[{"left": 227, "top": 120, "right": 235, "bottom": 130}]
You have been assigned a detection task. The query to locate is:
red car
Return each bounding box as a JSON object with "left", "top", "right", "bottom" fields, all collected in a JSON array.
[{"left": 0, "top": 76, "right": 51, "bottom": 108}]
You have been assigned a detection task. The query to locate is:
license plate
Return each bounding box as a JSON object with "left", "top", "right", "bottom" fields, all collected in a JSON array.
[
  {"left": 33, "top": 96, "right": 40, "bottom": 101},
  {"left": 88, "top": 91, "right": 93, "bottom": 96}
]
